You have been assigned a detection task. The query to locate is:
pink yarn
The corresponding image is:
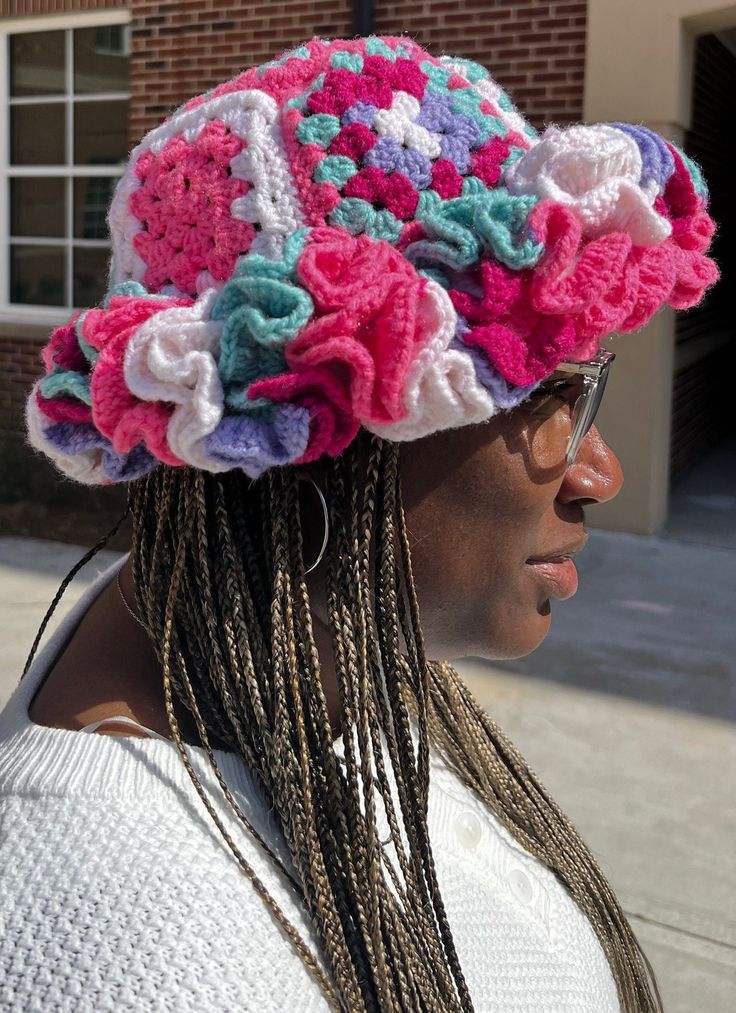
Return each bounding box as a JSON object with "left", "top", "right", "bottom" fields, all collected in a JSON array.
[
  {"left": 250, "top": 366, "right": 360, "bottom": 463},
  {"left": 82, "top": 295, "right": 189, "bottom": 465},
  {"left": 670, "top": 210, "right": 715, "bottom": 253},
  {"left": 453, "top": 186, "right": 719, "bottom": 384},
  {"left": 447, "top": 72, "right": 470, "bottom": 90},
  {"left": 282, "top": 108, "right": 342, "bottom": 226},
  {"left": 187, "top": 38, "right": 436, "bottom": 110},
  {"left": 130, "top": 119, "right": 254, "bottom": 297},
  {"left": 662, "top": 145, "right": 701, "bottom": 219},
  {"left": 431, "top": 159, "right": 464, "bottom": 199},
  {"left": 35, "top": 388, "right": 91, "bottom": 425},
  {"left": 528, "top": 202, "right": 634, "bottom": 317},
  {"left": 464, "top": 315, "right": 577, "bottom": 387},
  {"left": 453, "top": 259, "right": 574, "bottom": 385},
  {"left": 362, "top": 54, "right": 428, "bottom": 99},
  {"left": 451, "top": 259, "right": 522, "bottom": 322},
  {"left": 307, "top": 67, "right": 393, "bottom": 118},
  {"left": 470, "top": 136, "right": 511, "bottom": 188},
  {"left": 251, "top": 228, "right": 432, "bottom": 428},
  {"left": 42, "top": 317, "right": 86, "bottom": 374},
  {"left": 617, "top": 244, "right": 675, "bottom": 332},
  {"left": 344, "top": 167, "right": 419, "bottom": 220},
  {"left": 329, "top": 122, "right": 377, "bottom": 160}
]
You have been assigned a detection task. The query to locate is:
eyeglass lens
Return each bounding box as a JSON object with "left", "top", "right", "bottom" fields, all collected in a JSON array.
[{"left": 565, "top": 366, "right": 610, "bottom": 465}]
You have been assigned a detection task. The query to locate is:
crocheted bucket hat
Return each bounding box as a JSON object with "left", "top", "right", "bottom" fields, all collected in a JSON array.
[{"left": 27, "top": 35, "right": 719, "bottom": 484}]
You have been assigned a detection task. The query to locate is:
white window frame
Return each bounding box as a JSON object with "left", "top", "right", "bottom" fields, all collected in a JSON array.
[{"left": 0, "top": 10, "right": 131, "bottom": 326}]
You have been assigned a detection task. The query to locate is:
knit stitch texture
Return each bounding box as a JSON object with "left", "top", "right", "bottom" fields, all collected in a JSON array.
[{"left": 0, "top": 561, "right": 620, "bottom": 1012}]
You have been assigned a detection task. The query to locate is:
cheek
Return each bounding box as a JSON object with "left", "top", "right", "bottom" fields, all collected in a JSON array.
[
  {"left": 524, "top": 409, "right": 572, "bottom": 476},
  {"left": 403, "top": 461, "right": 557, "bottom": 659}
]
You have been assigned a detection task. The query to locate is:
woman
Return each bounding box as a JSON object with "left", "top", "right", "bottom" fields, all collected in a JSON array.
[{"left": 0, "top": 35, "right": 718, "bottom": 1013}]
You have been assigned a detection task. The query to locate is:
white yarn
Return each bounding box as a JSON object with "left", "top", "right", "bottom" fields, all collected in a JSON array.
[
  {"left": 366, "top": 281, "right": 495, "bottom": 442},
  {"left": 373, "top": 91, "right": 443, "bottom": 158},
  {"left": 108, "top": 89, "right": 306, "bottom": 294},
  {"left": 226, "top": 93, "right": 305, "bottom": 249},
  {"left": 123, "top": 288, "right": 227, "bottom": 472},
  {"left": 504, "top": 124, "right": 672, "bottom": 245},
  {"left": 107, "top": 169, "right": 149, "bottom": 289},
  {"left": 25, "top": 395, "right": 108, "bottom": 486}
]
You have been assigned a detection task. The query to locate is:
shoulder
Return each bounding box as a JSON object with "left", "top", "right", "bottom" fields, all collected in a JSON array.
[{"left": 422, "top": 758, "right": 621, "bottom": 1011}]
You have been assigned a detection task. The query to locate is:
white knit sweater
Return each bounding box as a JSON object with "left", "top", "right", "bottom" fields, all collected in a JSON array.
[{"left": 0, "top": 561, "right": 620, "bottom": 1012}]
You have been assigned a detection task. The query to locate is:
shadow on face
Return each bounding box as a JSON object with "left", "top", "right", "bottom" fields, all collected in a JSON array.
[
  {"left": 299, "top": 399, "right": 623, "bottom": 664},
  {"left": 396, "top": 404, "right": 623, "bottom": 661}
]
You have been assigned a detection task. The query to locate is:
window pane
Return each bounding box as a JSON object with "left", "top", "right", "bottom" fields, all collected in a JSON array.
[
  {"left": 10, "top": 245, "right": 66, "bottom": 306},
  {"left": 74, "top": 246, "right": 110, "bottom": 307},
  {"left": 74, "top": 177, "right": 116, "bottom": 239},
  {"left": 10, "top": 31, "right": 65, "bottom": 97},
  {"left": 74, "top": 100, "right": 128, "bottom": 165},
  {"left": 74, "top": 26, "right": 129, "bottom": 94},
  {"left": 11, "top": 178, "right": 66, "bottom": 238},
  {"left": 11, "top": 104, "right": 65, "bottom": 165}
]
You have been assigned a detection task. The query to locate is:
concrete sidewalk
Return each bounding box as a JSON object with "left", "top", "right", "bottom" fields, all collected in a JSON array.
[{"left": 1, "top": 519, "right": 734, "bottom": 1012}]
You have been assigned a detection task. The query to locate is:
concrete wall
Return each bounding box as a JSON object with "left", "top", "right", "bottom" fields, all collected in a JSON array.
[{"left": 585, "top": 0, "right": 736, "bottom": 533}]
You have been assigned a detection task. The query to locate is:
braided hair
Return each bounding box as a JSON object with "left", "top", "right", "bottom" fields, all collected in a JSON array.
[{"left": 121, "top": 433, "right": 663, "bottom": 1012}]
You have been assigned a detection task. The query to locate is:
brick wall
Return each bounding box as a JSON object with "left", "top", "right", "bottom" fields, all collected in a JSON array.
[
  {"left": 375, "top": 0, "right": 587, "bottom": 131},
  {"left": 128, "top": 1, "right": 354, "bottom": 141},
  {"left": 0, "top": 333, "right": 44, "bottom": 437},
  {"left": 128, "top": 0, "right": 586, "bottom": 139}
]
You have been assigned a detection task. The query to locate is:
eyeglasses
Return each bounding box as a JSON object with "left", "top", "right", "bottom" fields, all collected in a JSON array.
[{"left": 523, "top": 349, "right": 615, "bottom": 465}]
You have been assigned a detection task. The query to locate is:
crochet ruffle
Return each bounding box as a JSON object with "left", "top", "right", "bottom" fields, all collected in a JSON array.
[{"left": 28, "top": 36, "right": 719, "bottom": 483}]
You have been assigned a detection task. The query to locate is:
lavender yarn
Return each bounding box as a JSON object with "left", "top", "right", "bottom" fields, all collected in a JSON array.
[
  {"left": 417, "top": 91, "right": 454, "bottom": 132},
  {"left": 43, "top": 422, "right": 157, "bottom": 481},
  {"left": 342, "top": 101, "right": 377, "bottom": 127},
  {"left": 204, "top": 405, "right": 311, "bottom": 478},
  {"left": 612, "top": 123, "right": 675, "bottom": 192},
  {"left": 364, "top": 137, "right": 432, "bottom": 188}
]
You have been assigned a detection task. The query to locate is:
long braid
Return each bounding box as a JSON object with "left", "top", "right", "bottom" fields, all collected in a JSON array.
[{"left": 120, "top": 433, "right": 662, "bottom": 1013}]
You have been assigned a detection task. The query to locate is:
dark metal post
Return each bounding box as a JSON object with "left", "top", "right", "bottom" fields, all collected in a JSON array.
[{"left": 352, "top": 0, "right": 374, "bottom": 37}]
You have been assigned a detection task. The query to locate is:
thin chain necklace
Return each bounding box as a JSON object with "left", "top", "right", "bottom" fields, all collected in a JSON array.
[{"left": 116, "top": 569, "right": 148, "bottom": 631}]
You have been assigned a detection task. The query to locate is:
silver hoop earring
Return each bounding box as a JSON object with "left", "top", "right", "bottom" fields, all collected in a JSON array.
[{"left": 298, "top": 476, "right": 329, "bottom": 575}]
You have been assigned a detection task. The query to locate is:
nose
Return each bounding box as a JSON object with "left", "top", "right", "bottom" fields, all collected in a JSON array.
[{"left": 556, "top": 426, "right": 623, "bottom": 507}]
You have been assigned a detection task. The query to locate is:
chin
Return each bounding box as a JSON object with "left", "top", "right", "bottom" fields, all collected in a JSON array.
[{"left": 472, "top": 603, "right": 553, "bottom": 662}]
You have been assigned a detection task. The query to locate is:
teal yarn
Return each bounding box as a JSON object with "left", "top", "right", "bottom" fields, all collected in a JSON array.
[
  {"left": 473, "top": 190, "right": 543, "bottom": 269},
  {"left": 257, "top": 44, "right": 310, "bottom": 77},
  {"left": 420, "top": 60, "right": 452, "bottom": 93},
  {"left": 296, "top": 113, "right": 341, "bottom": 149},
  {"left": 103, "top": 280, "right": 149, "bottom": 305},
  {"left": 442, "top": 56, "right": 489, "bottom": 83},
  {"left": 73, "top": 315, "right": 99, "bottom": 365},
  {"left": 330, "top": 50, "right": 363, "bottom": 72},
  {"left": 329, "top": 198, "right": 403, "bottom": 243},
  {"left": 214, "top": 232, "right": 314, "bottom": 413},
  {"left": 449, "top": 89, "right": 507, "bottom": 144},
  {"left": 408, "top": 188, "right": 543, "bottom": 271},
  {"left": 365, "top": 36, "right": 400, "bottom": 60},
  {"left": 313, "top": 155, "right": 359, "bottom": 187},
  {"left": 38, "top": 369, "right": 92, "bottom": 406}
]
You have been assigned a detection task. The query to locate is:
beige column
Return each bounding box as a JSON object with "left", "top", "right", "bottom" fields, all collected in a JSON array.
[{"left": 582, "top": 1, "right": 736, "bottom": 533}]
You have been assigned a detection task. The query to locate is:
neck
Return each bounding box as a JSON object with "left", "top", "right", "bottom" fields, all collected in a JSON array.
[{"left": 116, "top": 560, "right": 343, "bottom": 744}]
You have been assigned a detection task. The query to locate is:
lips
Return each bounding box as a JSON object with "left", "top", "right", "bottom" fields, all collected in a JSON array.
[{"left": 526, "top": 536, "right": 587, "bottom": 601}]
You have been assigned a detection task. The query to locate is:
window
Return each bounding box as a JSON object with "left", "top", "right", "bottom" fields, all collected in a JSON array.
[{"left": 0, "top": 13, "right": 131, "bottom": 318}]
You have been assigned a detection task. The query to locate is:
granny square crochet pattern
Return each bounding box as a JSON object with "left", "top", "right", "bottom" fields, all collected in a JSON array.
[{"left": 27, "top": 36, "right": 719, "bottom": 484}]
